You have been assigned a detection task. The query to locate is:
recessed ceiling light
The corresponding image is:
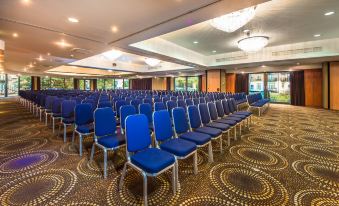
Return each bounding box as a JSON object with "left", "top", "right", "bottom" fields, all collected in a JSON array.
[
  {"left": 296, "top": 62, "right": 300, "bottom": 65},
  {"left": 21, "top": 0, "right": 31, "bottom": 5},
  {"left": 314, "top": 34, "right": 321, "bottom": 37},
  {"left": 108, "top": 70, "right": 112, "bottom": 72},
  {"left": 28, "top": 63, "right": 33, "bottom": 68},
  {"left": 243, "top": 29, "right": 250, "bottom": 33},
  {"left": 70, "top": 54, "right": 74, "bottom": 57},
  {"left": 23, "top": 67, "right": 27, "bottom": 72},
  {"left": 193, "top": 41, "right": 199, "bottom": 44},
  {"left": 12, "top": 33, "right": 18, "bottom": 38},
  {"left": 212, "top": 50, "right": 217, "bottom": 53},
  {"left": 261, "top": 65, "right": 266, "bottom": 67},
  {"left": 68, "top": 17, "right": 79, "bottom": 23},
  {"left": 241, "top": 71, "right": 244, "bottom": 74},
  {"left": 37, "top": 55, "right": 45, "bottom": 61},
  {"left": 111, "top": 26, "right": 118, "bottom": 33},
  {"left": 47, "top": 53, "right": 51, "bottom": 56},
  {"left": 55, "top": 39, "right": 72, "bottom": 48},
  {"left": 324, "top": 11, "right": 335, "bottom": 16}
]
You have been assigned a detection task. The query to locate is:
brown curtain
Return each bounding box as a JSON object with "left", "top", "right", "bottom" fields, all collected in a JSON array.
[
  {"left": 235, "top": 73, "right": 249, "bottom": 94},
  {"left": 74, "top": 78, "right": 79, "bottom": 90},
  {"left": 290, "top": 70, "right": 305, "bottom": 106},
  {"left": 166, "top": 77, "right": 171, "bottom": 91},
  {"left": 131, "top": 78, "right": 152, "bottom": 90},
  {"left": 91, "top": 79, "right": 97, "bottom": 91}
]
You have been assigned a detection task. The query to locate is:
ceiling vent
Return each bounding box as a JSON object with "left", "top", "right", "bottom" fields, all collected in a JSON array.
[
  {"left": 216, "top": 54, "right": 249, "bottom": 63},
  {"left": 70, "top": 48, "right": 94, "bottom": 55},
  {"left": 272, "top": 47, "right": 322, "bottom": 56}
]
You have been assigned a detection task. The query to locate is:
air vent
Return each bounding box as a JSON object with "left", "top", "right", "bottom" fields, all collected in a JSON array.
[
  {"left": 272, "top": 47, "right": 322, "bottom": 56},
  {"left": 70, "top": 48, "right": 93, "bottom": 55},
  {"left": 216, "top": 54, "right": 249, "bottom": 63}
]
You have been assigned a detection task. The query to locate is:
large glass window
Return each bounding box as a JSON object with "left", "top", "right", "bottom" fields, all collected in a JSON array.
[
  {"left": 50, "top": 77, "right": 65, "bottom": 89},
  {"left": 84, "top": 80, "right": 91, "bottom": 90},
  {"left": 123, "top": 79, "right": 129, "bottom": 89},
  {"left": 19, "top": 76, "right": 31, "bottom": 90},
  {"left": 65, "top": 78, "right": 73, "bottom": 89},
  {"left": 97, "top": 79, "right": 105, "bottom": 90},
  {"left": 7, "top": 75, "right": 18, "bottom": 96},
  {"left": 249, "top": 73, "right": 264, "bottom": 97},
  {"left": 41, "top": 76, "right": 51, "bottom": 90},
  {"left": 105, "top": 79, "right": 114, "bottom": 89},
  {"left": 114, "top": 79, "right": 123, "bottom": 89},
  {"left": 187, "top": 77, "right": 199, "bottom": 91},
  {"left": 267, "top": 72, "right": 290, "bottom": 103},
  {"left": 79, "top": 80, "right": 85, "bottom": 90},
  {"left": 174, "top": 77, "right": 186, "bottom": 91},
  {"left": 0, "top": 74, "right": 5, "bottom": 97}
]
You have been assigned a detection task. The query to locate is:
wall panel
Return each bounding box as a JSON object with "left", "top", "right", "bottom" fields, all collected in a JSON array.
[
  {"left": 226, "top": 73, "right": 236, "bottom": 93},
  {"left": 152, "top": 77, "right": 167, "bottom": 90},
  {"left": 207, "top": 70, "right": 221, "bottom": 92},
  {"left": 304, "top": 69, "right": 322, "bottom": 107},
  {"left": 330, "top": 62, "right": 339, "bottom": 110}
]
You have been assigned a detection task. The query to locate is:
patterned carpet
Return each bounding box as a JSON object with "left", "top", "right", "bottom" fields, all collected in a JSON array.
[{"left": 0, "top": 98, "right": 339, "bottom": 206}]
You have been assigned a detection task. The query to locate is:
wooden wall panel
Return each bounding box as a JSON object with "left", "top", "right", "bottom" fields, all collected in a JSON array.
[
  {"left": 226, "top": 73, "right": 236, "bottom": 93},
  {"left": 330, "top": 62, "right": 339, "bottom": 110},
  {"left": 152, "top": 77, "right": 167, "bottom": 90},
  {"left": 201, "top": 74, "right": 207, "bottom": 92},
  {"left": 207, "top": 70, "right": 221, "bottom": 92},
  {"left": 304, "top": 69, "right": 322, "bottom": 107}
]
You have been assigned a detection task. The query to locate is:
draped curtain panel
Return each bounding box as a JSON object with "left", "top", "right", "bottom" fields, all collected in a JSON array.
[
  {"left": 131, "top": 78, "right": 152, "bottom": 90},
  {"left": 235, "top": 73, "right": 249, "bottom": 94},
  {"left": 73, "top": 78, "right": 79, "bottom": 90},
  {"left": 166, "top": 77, "right": 171, "bottom": 91},
  {"left": 290, "top": 70, "right": 305, "bottom": 106}
]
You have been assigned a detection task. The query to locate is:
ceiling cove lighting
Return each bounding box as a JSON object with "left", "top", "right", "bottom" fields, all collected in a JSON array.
[
  {"left": 324, "top": 11, "right": 335, "bottom": 16},
  {"left": 210, "top": 6, "right": 256, "bottom": 33},
  {"left": 101, "top": 49, "right": 122, "bottom": 60},
  {"left": 144, "top": 58, "right": 161, "bottom": 67},
  {"left": 68, "top": 17, "right": 79, "bottom": 23}
]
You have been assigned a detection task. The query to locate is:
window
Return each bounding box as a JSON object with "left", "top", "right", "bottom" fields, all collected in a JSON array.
[
  {"left": 249, "top": 73, "right": 264, "bottom": 97},
  {"left": 50, "top": 77, "right": 65, "bottom": 89},
  {"left": 7, "top": 75, "right": 18, "bottom": 96},
  {"left": 267, "top": 72, "right": 290, "bottom": 103},
  {"left": 19, "top": 76, "right": 31, "bottom": 90},
  {"left": 105, "top": 79, "right": 114, "bottom": 89},
  {"left": 79, "top": 80, "right": 85, "bottom": 90},
  {"left": 84, "top": 80, "right": 91, "bottom": 90},
  {"left": 114, "top": 79, "right": 123, "bottom": 89},
  {"left": 65, "top": 78, "right": 74, "bottom": 89},
  {"left": 0, "top": 74, "right": 5, "bottom": 97},
  {"left": 187, "top": 77, "right": 199, "bottom": 91},
  {"left": 174, "top": 77, "right": 186, "bottom": 91},
  {"left": 123, "top": 79, "right": 129, "bottom": 89},
  {"left": 41, "top": 76, "right": 51, "bottom": 90},
  {"left": 97, "top": 79, "right": 105, "bottom": 90}
]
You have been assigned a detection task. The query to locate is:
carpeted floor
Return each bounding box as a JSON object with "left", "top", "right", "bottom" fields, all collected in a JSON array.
[{"left": 0, "top": 98, "right": 338, "bottom": 206}]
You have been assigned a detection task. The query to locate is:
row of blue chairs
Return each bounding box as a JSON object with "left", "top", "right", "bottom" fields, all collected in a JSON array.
[{"left": 247, "top": 93, "right": 270, "bottom": 116}]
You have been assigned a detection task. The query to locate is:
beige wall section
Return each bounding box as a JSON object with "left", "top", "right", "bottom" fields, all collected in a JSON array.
[
  {"left": 322, "top": 63, "right": 329, "bottom": 109},
  {"left": 207, "top": 69, "right": 221, "bottom": 92},
  {"left": 220, "top": 70, "right": 226, "bottom": 92},
  {"left": 330, "top": 62, "right": 339, "bottom": 110},
  {"left": 152, "top": 77, "right": 167, "bottom": 90}
]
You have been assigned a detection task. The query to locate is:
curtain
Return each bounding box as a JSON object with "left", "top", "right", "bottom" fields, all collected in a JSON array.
[
  {"left": 235, "top": 73, "right": 249, "bottom": 94},
  {"left": 131, "top": 78, "right": 152, "bottom": 90},
  {"left": 73, "top": 78, "right": 79, "bottom": 90},
  {"left": 290, "top": 70, "right": 305, "bottom": 106},
  {"left": 166, "top": 77, "right": 171, "bottom": 91}
]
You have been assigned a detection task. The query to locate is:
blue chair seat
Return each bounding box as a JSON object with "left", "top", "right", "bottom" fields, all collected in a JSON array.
[
  {"left": 52, "top": 113, "right": 61, "bottom": 118},
  {"left": 226, "top": 116, "right": 244, "bottom": 122},
  {"left": 45, "top": 109, "right": 52, "bottom": 113},
  {"left": 97, "top": 134, "right": 125, "bottom": 148},
  {"left": 179, "top": 132, "right": 211, "bottom": 145},
  {"left": 195, "top": 127, "right": 222, "bottom": 137},
  {"left": 206, "top": 122, "right": 231, "bottom": 131},
  {"left": 235, "top": 111, "right": 252, "bottom": 116},
  {"left": 231, "top": 114, "right": 247, "bottom": 119},
  {"left": 160, "top": 138, "right": 196, "bottom": 157},
  {"left": 215, "top": 119, "right": 237, "bottom": 126},
  {"left": 76, "top": 124, "right": 94, "bottom": 134},
  {"left": 62, "top": 117, "right": 74, "bottom": 124},
  {"left": 131, "top": 148, "right": 175, "bottom": 174}
]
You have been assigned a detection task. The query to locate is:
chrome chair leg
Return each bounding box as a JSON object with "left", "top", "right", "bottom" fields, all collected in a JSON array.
[
  {"left": 63, "top": 124, "right": 67, "bottom": 143},
  {"left": 219, "top": 135, "right": 223, "bottom": 154},
  {"left": 172, "top": 164, "right": 176, "bottom": 194},
  {"left": 193, "top": 151, "right": 198, "bottom": 175},
  {"left": 52, "top": 118, "right": 55, "bottom": 133},
  {"left": 228, "top": 130, "right": 230, "bottom": 146},
  {"left": 234, "top": 127, "right": 237, "bottom": 140},
  {"left": 103, "top": 149, "right": 107, "bottom": 178},
  {"left": 208, "top": 142, "right": 214, "bottom": 163},
  {"left": 119, "top": 163, "right": 128, "bottom": 190},
  {"left": 90, "top": 144, "right": 95, "bottom": 161},
  {"left": 142, "top": 172, "right": 148, "bottom": 206},
  {"left": 79, "top": 134, "right": 83, "bottom": 156}
]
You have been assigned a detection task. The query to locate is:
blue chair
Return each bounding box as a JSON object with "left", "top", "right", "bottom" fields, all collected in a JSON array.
[
  {"left": 154, "top": 110, "right": 197, "bottom": 177},
  {"left": 166, "top": 100, "right": 177, "bottom": 117},
  {"left": 139, "top": 103, "right": 153, "bottom": 130},
  {"left": 154, "top": 102, "right": 166, "bottom": 111},
  {"left": 51, "top": 98, "right": 63, "bottom": 134},
  {"left": 119, "top": 114, "right": 177, "bottom": 206},
  {"left": 220, "top": 100, "right": 244, "bottom": 139},
  {"left": 131, "top": 99, "right": 141, "bottom": 113},
  {"left": 45, "top": 96, "right": 56, "bottom": 126},
  {"left": 172, "top": 107, "right": 213, "bottom": 163},
  {"left": 91, "top": 108, "right": 125, "bottom": 178},
  {"left": 185, "top": 99, "right": 193, "bottom": 106},
  {"left": 115, "top": 100, "right": 127, "bottom": 118},
  {"left": 143, "top": 98, "right": 152, "bottom": 105},
  {"left": 193, "top": 98, "right": 199, "bottom": 105},
  {"left": 199, "top": 97, "right": 206, "bottom": 104},
  {"left": 98, "top": 101, "right": 113, "bottom": 108},
  {"left": 74, "top": 103, "right": 94, "bottom": 156},
  {"left": 120, "top": 105, "right": 136, "bottom": 134},
  {"left": 82, "top": 99, "right": 96, "bottom": 110},
  {"left": 60, "top": 100, "right": 76, "bottom": 143}
]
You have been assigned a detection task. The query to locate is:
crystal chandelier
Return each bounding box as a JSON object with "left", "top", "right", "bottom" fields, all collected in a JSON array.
[
  {"left": 238, "top": 35, "right": 269, "bottom": 53},
  {"left": 144, "top": 58, "right": 161, "bottom": 67},
  {"left": 210, "top": 6, "right": 256, "bottom": 33},
  {"left": 102, "top": 49, "right": 122, "bottom": 60}
]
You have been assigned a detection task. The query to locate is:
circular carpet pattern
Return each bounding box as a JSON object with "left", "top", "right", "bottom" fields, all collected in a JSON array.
[
  {"left": 292, "top": 160, "right": 339, "bottom": 192},
  {"left": 294, "top": 189, "right": 339, "bottom": 206},
  {"left": 0, "top": 150, "right": 58, "bottom": 177},
  {"left": 0, "top": 130, "right": 41, "bottom": 142},
  {"left": 209, "top": 163, "right": 289, "bottom": 206},
  {"left": 107, "top": 171, "right": 180, "bottom": 206},
  {"left": 230, "top": 145, "right": 288, "bottom": 170},
  {"left": 0, "top": 169, "right": 77, "bottom": 205},
  {"left": 291, "top": 144, "right": 339, "bottom": 163},
  {"left": 290, "top": 134, "right": 335, "bottom": 145},
  {"left": 0, "top": 138, "right": 48, "bottom": 155},
  {"left": 65, "top": 202, "right": 100, "bottom": 206},
  {"left": 179, "top": 196, "right": 237, "bottom": 206},
  {"left": 60, "top": 142, "right": 79, "bottom": 156},
  {"left": 178, "top": 150, "right": 210, "bottom": 174},
  {"left": 242, "top": 134, "right": 288, "bottom": 150},
  {"left": 250, "top": 127, "right": 287, "bottom": 136}
]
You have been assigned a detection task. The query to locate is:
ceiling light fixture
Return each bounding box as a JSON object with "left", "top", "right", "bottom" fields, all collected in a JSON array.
[
  {"left": 212, "top": 50, "right": 217, "bottom": 53},
  {"left": 28, "top": 63, "right": 33, "bottom": 68},
  {"left": 108, "top": 69, "right": 112, "bottom": 72},
  {"left": 111, "top": 26, "right": 118, "bottom": 33},
  {"left": 37, "top": 55, "right": 45, "bottom": 61},
  {"left": 12, "top": 33, "right": 18, "bottom": 38},
  {"left": 144, "top": 58, "right": 161, "bottom": 67},
  {"left": 324, "top": 11, "right": 335, "bottom": 16},
  {"left": 102, "top": 49, "right": 122, "bottom": 60},
  {"left": 261, "top": 65, "right": 266, "bottom": 67},
  {"left": 314, "top": 34, "right": 321, "bottom": 37},
  {"left": 68, "top": 17, "right": 79, "bottom": 23},
  {"left": 238, "top": 32, "right": 269, "bottom": 53},
  {"left": 55, "top": 39, "right": 72, "bottom": 48},
  {"left": 210, "top": 6, "right": 256, "bottom": 33},
  {"left": 193, "top": 41, "right": 199, "bottom": 44}
]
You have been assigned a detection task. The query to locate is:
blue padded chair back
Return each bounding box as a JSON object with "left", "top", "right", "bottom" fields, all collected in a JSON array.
[
  {"left": 177, "top": 100, "right": 186, "bottom": 111},
  {"left": 94, "top": 107, "right": 116, "bottom": 137},
  {"left": 193, "top": 98, "right": 199, "bottom": 105},
  {"left": 52, "top": 98, "right": 63, "bottom": 114},
  {"left": 155, "top": 102, "right": 166, "bottom": 111},
  {"left": 166, "top": 100, "right": 177, "bottom": 116},
  {"left": 143, "top": 98, "right": 152, "bottom": 105},
  {"left": 228, "top": 99, "right": 236, "bottom": 113},
  {"left": 130, "top": 99, "right": 141, "bottom": 113},
  {"left": 199, "top": 97, "right": 206, "bottom": 104},
  {"left": 173, "top": 107, "right": 190, "bottom": 134},
  {"left": 222, "top": 99, "right": 231, "bottom": 115},
  {"left": 198, "top": 103, "right": 211, "bottom": 124},
  {"left": 162, "top": 97, "right": 169, "bottom": 104},
  {"left": 188, "top": 105, "right": 202, "bottom": 129},
  {"left": 75, "top": 103, "right": 94, "bottom": 126},
  {"left": 61, "top": 100, "right": 76, "bottom": 118},
  {"left": 139, "top": 103, "right": 152, "bottom": 123},
  {"left": 125, "top": 114, "right": 151, "bottom": 153},
  {"left": 185, "top": 99, "right": 193, "bottom": 106},
  {"left": 98, "top": 101, "right": 112, "bottom": 108},
  {"left": 230, "top": 99, "right": 237, "bottom": 112},
  {"left": 207, "top": 102, "right": 218, "bottom": 121},
  {"left": 120, "top": 105, "right": 137, "bottom": 132},
  {"left": 153, "top": 110, "right": 173, "bottom": 142},
  {"left": 82, "top": 99, "right": 96, "bottom": 110},
  {"left": 115, "top": 100, "right": 127, "bottom": 117},
  {"left": 215, "top": 101, "right": 225, "bottom": 118},
  {"left": 170, "top": 96, "right": 177, "bottom": 101},
  {"left": 125, "top": 97, "right": 132, "bottom": 104},
  {"left": 45, "top": 96, "right": 56, "bottom": 109}
]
